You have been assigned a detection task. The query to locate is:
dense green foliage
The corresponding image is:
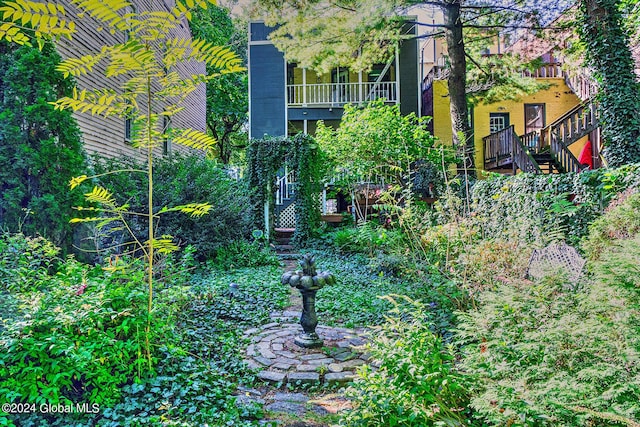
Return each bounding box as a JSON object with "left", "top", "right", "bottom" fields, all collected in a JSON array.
[
  {"left": 579, "top": 0, "right": 640, "bottom": 167},
  {"left": 190, "top": 5, "right": 248, "bottom": 164},
  {"left": 456, "top": 191, "right": 640, "bottom": 426},
  {"left": 0, "top": 41, "right": 86, "bottom": 251},
  {"left": 0, "top": 233, "right": 289, "bottom": 426},
  {"left": 471, "top": 165, "right": 640, "bottom": 246},
  {"left": 246, "top": 134, "right": 326, "bottom": 245},
  {"left": 344, "top": 297, "right": 474, "bottom": 427},
  {"left": 92, "top": 153, "right": 252, "bottom": 261}
]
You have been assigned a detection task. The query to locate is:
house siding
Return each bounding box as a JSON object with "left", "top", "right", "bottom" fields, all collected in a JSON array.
[{"left": 54, "top": 0, "right": 206, "bottom": 159}]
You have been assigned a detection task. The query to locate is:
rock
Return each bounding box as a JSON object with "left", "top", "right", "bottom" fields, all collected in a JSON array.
[
  {"left": 265, "top": 401, "right": 306, "bottom": 416},
  {"left": 325, "top": 372, "right": 356, "bottom": 385},
  {"left": 288, "top": 372, "right": 320, "bottom": 385},
  {"left": 328, "top": 363, "right": 343, "bottom": 373},
  {"left": 272, "top": 392, "right": 308, "bottom": 403},
  {"left": 257, "top": 370, "right": 287, "bottom": 384}
]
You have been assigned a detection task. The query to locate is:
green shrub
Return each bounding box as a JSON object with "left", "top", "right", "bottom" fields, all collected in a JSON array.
[
  {"left": 331, "top": 222, "right": 406, "bottom": 255},
  {"left": 0, "top": 41, "right": 86, "bottom": 251},
  {"left": 582, "top": 190, "right": 640, "bottom": 260},
  {"left": 92, "top": 153, "right": 252, "bottom": 261},
  {"left": 0, "top": 232, "right": 60, "bottom": 293},
  {"left": 343, "top": 296, "right": 475, "bottom": 427},
  {"left": 211, "top": 239, "right": 280, "bottom": 270},
  {"left": 0, "top": 257, "right": 149, "bottom": 411},
  {"left": 457, "top": 270, "right": 640, "bottom": 426},
  {"left": 471, "top": 166, "right": 640, "bottom": 247}
]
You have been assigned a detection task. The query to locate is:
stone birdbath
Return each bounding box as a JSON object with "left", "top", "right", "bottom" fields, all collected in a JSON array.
[{"left": 281, "top": 254, "right": 336, "bottom": 348}]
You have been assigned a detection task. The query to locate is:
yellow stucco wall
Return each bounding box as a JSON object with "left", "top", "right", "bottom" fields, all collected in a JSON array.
[{"left": 472, "top": 78, "right": 582, "bottom": 171}]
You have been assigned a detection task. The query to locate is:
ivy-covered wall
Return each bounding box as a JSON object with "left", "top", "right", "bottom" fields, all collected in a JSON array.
[{"left": 245, "top": 134, "right": 326, "bottom": 245}]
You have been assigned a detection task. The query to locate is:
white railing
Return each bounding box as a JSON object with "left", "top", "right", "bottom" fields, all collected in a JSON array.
[
  {"left": 287, "top": 81, "right": 398, "bottom": 106},
  {"left": 275, "top": 168, "right": 296, "bottom": 205}
]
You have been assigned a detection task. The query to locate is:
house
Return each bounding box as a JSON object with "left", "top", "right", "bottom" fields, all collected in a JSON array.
[
  {"left": 53, "top": 0, "right": 207, "bottom": 159},
  {"left": 248, "top": 20, "right": 421, "bottom": 228},
  {"left": 248, "top": 21, "right": 420, "bottom": 139},
  {"left": 423, "top": 10, "right": 640, "bottom": 176}
]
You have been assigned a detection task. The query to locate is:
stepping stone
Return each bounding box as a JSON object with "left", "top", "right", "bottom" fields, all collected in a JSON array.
[
  {"left": 272, "top": 343, "right": 284, "bottom": 351},
  {"left": 272, "top": 392, "right": 308, "bottom": 403},
  {"left": 288, "top": 372, "right": 320, "bottom": 385},
  {"left": 255, "top": 356, "right": 275, "bottom": 366},
  {"left": 307, "top": 358, "right": 334, "bottom": 366},
  {"left": 295, "top": 364, "right": 318, "bottom": 372},
  {"left": 328, "top": 363, "right": 343, "bottom": 373},
  {"left": 325, "top": 372, "right": 356, "bottom": 385},
  {"left": 334, "top": 351, "right": 356, "bottom": 362},
  {"left": 257, "top": 370, "right": 287, "bottom": 384},
  {"left": 340, "top": 359, "right": 365, "bottom": 369},
  {"left": 265, "top": 401, "right": 306, "bottom": 416},
  {"left": 300, "top": 354, "right": 326, "bottom": 361}
]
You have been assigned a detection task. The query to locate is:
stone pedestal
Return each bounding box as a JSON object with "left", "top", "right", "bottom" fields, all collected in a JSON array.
[{"left": 294, "top": 289, "right": 323, "bottom": 348}]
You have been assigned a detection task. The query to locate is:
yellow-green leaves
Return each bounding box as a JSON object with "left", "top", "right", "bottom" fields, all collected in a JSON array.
[
  {"left": 69, "top": 174, "right": 88, "bottom": 190},
  {"left": 158, "top": 203, "right": 212, "bottom": 218},
  {"left": 0, "top": 0, "right": 74, "bottom": 45},
  {"left": 169, "top": 128, "right": 217, "bottom": 152}
]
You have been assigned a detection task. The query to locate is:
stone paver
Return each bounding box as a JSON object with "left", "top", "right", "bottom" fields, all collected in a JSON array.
[{"left": 244, "top": 317, "right": 370, "bottom": 387}]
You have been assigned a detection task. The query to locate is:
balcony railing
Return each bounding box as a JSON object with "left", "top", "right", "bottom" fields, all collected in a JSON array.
[
  {"left": 287, "top": 81, "right": 398, "bottom": 106},
  {"left": 521, "top": 62, "right": 564, "bottom": 78}
]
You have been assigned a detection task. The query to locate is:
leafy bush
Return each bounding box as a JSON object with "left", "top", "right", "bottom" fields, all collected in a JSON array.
[
  {"left": 0, "top": 255, "right": 149, "bottom": 412},
  {"left": 92, "top": 153, "right": 252, "bottom": 261},
  {"left": 471, "top": 166, "right": 640, "bottom": 247},
  {"left": 0, "top": 41, "right": 86, "bottom": 251},
  {"left": 582, "top": 191, "right": 640, "bottom": 260},
  {"left": 330, "top": 222, "right": 406, "bottom": 255},
  {"left": 211, "top": 239, "right": 279, "bottom": 270},
  {"left": 457, "top": 270, "right": 640, "bottom": 426},
  {"left": 0, "top": 232, "right": 60, "bottom": 293},
  {"left": 343, "top": 296, "right": 475, "bottom": 427}
]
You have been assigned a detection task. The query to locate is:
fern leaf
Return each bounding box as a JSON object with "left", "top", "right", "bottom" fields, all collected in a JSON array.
[
  {"left": 159, "top": 203, "right": 212, "bottom": 218},
  {"left": 69, "top": 0, "right": 131, "bottom": 31},
  {"left": 69, "top": 174, "right": 89, "bottom": 190}
]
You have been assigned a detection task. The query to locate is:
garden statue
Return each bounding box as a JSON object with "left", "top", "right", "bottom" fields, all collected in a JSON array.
[{"left": 281, "top": 254, "right": 336, "bottom": 348}]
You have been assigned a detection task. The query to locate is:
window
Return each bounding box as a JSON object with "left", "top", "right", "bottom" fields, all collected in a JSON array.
[
  {"left": 489, "top": 112, "right": 510, "bottom": 133},
  {"left": 524, "top": 104, "right": 545, "bottom": 134},
  {"left": 163, "top": 116, "right": 172, "bottom": 155}
]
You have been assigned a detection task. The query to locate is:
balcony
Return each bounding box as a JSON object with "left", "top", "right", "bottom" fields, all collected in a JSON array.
[{"left": 287, "top": 81, "right": 398, "bottom": 107}]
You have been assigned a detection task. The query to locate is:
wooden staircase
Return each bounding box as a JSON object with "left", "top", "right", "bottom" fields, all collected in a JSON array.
[{"left": 483, "top": 100, "right": 599, "bottom": 174}]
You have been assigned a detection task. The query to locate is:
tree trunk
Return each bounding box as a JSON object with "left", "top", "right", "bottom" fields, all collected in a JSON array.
[
  {"left": 581, "top": 0, "right": 640, "bottom": 167},
  {"left": 443, "top": 0, "right": 475, "bottom": 175}
]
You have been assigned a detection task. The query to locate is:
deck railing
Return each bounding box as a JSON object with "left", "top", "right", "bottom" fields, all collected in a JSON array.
[
  {"left": 521, "top": 62, "right": 564, "bottom": 79},
  {"left": 287, "top": 81, "right": 398, "bottom": 106}
]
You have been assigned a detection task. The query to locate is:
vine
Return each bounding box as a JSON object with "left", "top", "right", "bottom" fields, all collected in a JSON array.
[
  {"left": 245, "top": 134, "right": 326, "bottom": 246},
  {"left": 579, "top": 0, "right": 640, "bottom": 167}
]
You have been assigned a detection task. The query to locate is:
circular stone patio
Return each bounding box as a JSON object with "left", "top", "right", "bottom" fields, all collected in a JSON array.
[{"left": 243, "top": 320, "right": 370, "bottom": 387}]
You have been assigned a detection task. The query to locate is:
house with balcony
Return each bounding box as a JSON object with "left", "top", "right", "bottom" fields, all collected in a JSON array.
[
  {"left": 248, "top": 20, "right": 421, "bottom": 229},
  {"left": 248, "top": 21, "right": 420, "bottom": 139}
]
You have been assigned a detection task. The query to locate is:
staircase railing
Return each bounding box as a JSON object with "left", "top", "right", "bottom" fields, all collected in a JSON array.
[
  {"left": 276, "top": 168, "right": 296, "bottom": 206},
  {"left": 483, "top": 125, "right": 542, "bottom": 173},
  {"left": 483, "top": 126, "right": 514, "bottom": 168},
  {"left": 511, "top": 128, "right": 542, "bottom": 174},
  {"left": 549, "top": 133, "right": 583, "bottom": 173}
]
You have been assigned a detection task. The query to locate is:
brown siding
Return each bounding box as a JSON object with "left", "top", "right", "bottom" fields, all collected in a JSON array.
[{"left": 54, "top": 0, "right": 206, "bottom": 160}]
